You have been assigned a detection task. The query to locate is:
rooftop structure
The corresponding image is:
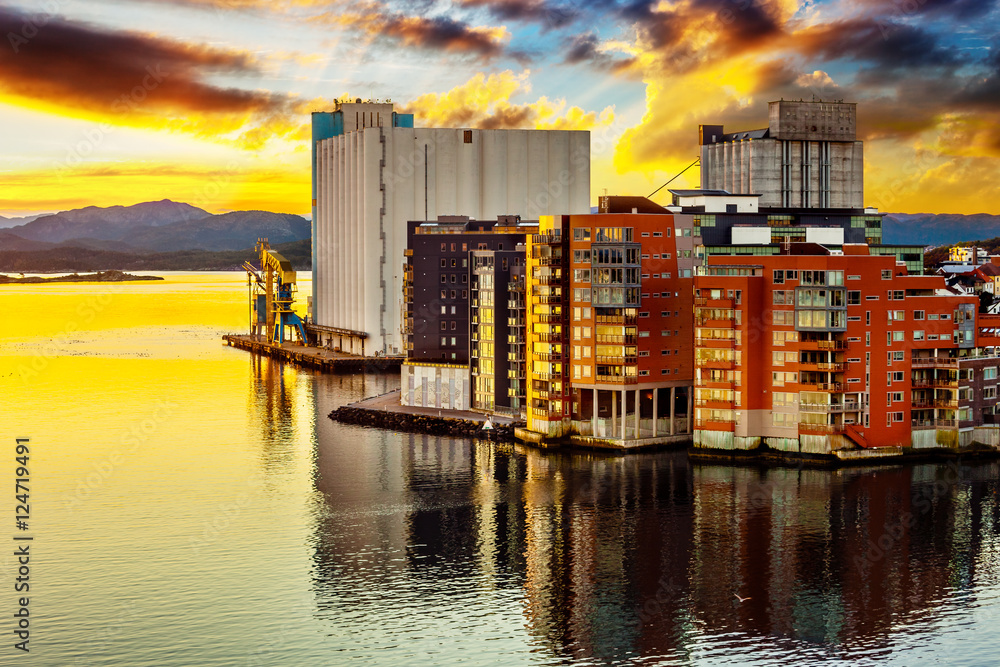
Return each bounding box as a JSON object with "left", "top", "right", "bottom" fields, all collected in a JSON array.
[{"left": 700, "top": 100, "right": 863, "bottom": 209}]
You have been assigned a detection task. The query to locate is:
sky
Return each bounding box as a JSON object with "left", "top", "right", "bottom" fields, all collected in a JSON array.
[{"left": 0, "top": 0, "right": 998, "bottom": 218}]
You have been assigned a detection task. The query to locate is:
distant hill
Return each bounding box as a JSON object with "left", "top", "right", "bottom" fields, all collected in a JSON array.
[
  {"left": 0, "top": 213, "right": 46, "bottom": 229},
  {"left": 10, "top": 200, "right": 210, "bottom": 243},
  {"left": 883, "top": 213, "right": 1000, "bottom": 246},
  {"left": 125, "top": 210, "right": 310, "bottom": 252},
  {"left": 0, "top": 238, "right": 312, "bottom": 273},
  {"left": 0, "top": 200, "right": 312, "bottom": 263}
]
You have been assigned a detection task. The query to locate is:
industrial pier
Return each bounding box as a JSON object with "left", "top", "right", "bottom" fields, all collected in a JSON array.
[
  {"left": 223, "top": 334, "right": 403, "bottom": 373},
  {"left": 225, "top": 238, "right": 401, "bottom": 373}
]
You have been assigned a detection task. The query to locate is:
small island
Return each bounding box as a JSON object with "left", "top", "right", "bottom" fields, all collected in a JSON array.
[{"left": 0, "top": 270, "right": 164, "bottom": 284}]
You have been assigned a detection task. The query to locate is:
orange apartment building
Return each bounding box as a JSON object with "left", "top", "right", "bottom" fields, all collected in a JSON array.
[
  {"left": 693, "top": 244, "right": 1000, "bottom": 456},
  {"left": 522, "top": 212, "right": 696, "bottom": 447}
]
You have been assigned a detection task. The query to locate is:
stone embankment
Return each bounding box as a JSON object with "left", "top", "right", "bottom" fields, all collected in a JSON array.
[{"left": 330, "top": 405, "right": 516, "bottom": 442}]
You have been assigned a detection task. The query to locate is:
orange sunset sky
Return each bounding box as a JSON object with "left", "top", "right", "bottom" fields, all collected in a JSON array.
[{"left": 1, "top": 0, "right": 999, "bottom": 218}]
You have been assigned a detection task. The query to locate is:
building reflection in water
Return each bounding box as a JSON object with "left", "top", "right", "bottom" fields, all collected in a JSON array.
[{"left": 311, "top": 410, "right": 1000, "bottom": 662}]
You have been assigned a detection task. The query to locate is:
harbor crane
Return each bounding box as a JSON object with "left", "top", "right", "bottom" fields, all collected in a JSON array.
[{"left": 243, "top": 238, "right": 307, "bottom": 345}]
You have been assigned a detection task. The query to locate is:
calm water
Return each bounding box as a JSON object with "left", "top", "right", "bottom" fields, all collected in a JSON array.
[{"left": 3, "top": 272, "right": 1000, "bottom": 666}]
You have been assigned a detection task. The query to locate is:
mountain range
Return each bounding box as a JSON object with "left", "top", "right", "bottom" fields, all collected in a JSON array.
[
  {"left": 882, "top": 213, "right": 1000, "bottom": 247},
  {"left": 0, "top": 200, "right": 312, "bottom": 269}
]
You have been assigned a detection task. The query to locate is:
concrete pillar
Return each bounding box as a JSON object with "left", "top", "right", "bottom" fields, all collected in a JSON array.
[
  {"left": 621, "top": 389, "right": 627, "bottom": 440},
  {"left": 592, "top": 388, "right": 598, "bottom": 437},
  {"left": 653, "top": 389, "right": 659, "bottom": 437},
  {"left": 686, "top": 389, "right": 693, "bottom": 434},
  {"left": 612, "top": 390, "right": 617, "bottom": 436},
  {"left": 634, "top": 389, "right": 640, "bottom": 440},
  {"left": 670, "top": 387, "right": 676, "bottom": 436}
]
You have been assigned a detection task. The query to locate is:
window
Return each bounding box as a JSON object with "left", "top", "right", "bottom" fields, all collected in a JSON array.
[
  {"left": 893, "top": 351, "right": 905, "bottom": 361},
  {"left": 986, "top": 387, "right": 998, "bottom": 399},
  {"left": 441, "top": 243, "right": 447, "bottom": 252},
  {"left": 914, "top": 310, "right": 924, "bottom": 320},
  {"left": 463, "top": 129, "right": 472, "bottom": 143},
  {"left": 460, "top": 290, "right": 466, "bottom": 299},
  {"left": 848, "top": 291, "right": 861, "bottom": 305},
  {"left": 892, "top": 331, "right": 904, "bottom": 341},
  {"left": 451, "top": 243, "right": 456, "bottom": 252},
  {"left": 985, "top": 367, "right": 998, "bottom": 380},
  {"left": 441, "top": 290, "right": 447, "bottom": 299},
  {"left": 573, "top": 227, "right": 591, "bottom": 242},
  {"left": 441, "top": 322, "right": 447, "bottom": 331},
  {"left": 451, "top": 290, "right": 457, "bottom": 298},
  {"left": 882, "top": 270, "right": 892, "bottom": 279},
  {"left": 774, "top": 270, "right": 785, "bottom": 284},
  {"left": 913, "top": 330, "right": 924, "bottom": 341},
  {"left": 450, "top": 321, "right": 457, "bottom": 330},
  {"left": 893, "top": 310, "right": 905, "bottom": 321},
  {"left": 441, "top": 275, "right": 447, "bottom": 284}
]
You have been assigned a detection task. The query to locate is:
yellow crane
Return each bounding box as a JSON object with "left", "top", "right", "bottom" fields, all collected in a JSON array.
[{"left": 243, "top": 238, "right": 307, "bottom": 344}]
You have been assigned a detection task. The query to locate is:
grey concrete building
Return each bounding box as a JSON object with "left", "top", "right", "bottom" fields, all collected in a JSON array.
[{"left": 700, "top": 100, "right": 863, "bottom": 209}]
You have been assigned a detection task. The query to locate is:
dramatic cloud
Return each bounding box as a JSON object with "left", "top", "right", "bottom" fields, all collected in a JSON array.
[
  {"left": 456, "top": 0, "right": 579, "bottom": 28},
  {"left": 0, "top": 8, "right": 312, "bottom": 148},
  {"left": 397, "top": 70, "right": 614, "bottom": 130},
  {"left": 562, "top": 32, "right": 636, "bottom": 72},
  {"left": 320, "top": 2, "right": 515, "bottom": 60}
]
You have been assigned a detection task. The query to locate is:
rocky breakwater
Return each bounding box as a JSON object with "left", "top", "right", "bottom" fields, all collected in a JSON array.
[{"left": 330, "top": 405, "right": 516, "bottom": 442}]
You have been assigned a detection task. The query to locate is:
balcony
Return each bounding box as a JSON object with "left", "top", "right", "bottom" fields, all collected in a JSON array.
[
  {"left": 694, "top": 399, "right": 735, "bottom": 408},
  {"left": 596, "top": 335, "right": 637, "bottom": 345},
  {"left": 799, "top": 361, "right": 846, "bottom": 372},
  {"left": 694, "top": 418, "right": 735, "bottom": 429},
  {"left": 799, "top": 381, "right": 844, "bottom": 391},
  {"left": 404, "top": 249, "right": 414, "bottom": 257},
  {"left": 799, "top": 339, "right": 847, "bottom": 350},
  {"left": 596, "top": 374, "right": 637, "bottom": 384},
  {"left": 911, "top": 400, "right": 959, "bottom": 409},
  {"left": 596, "top": 315, "right": 637, "bottom": 326},
  {"left": 534, "top": 352, "right": 564, "bottom": 362},
  {"left": 694, "top": 296, "right": 733, "bottom": 306},
  {"left": 535, "top": 295, "right": 563, "bottom": 304},
  {"left": 800, "top": 402, "right": 861, "bottom": 413},
  {"left": 596, "top": 355, "right": 637, "bottom": 365},
  {"left": 912, "top": 419, "right": 958, "bottom": 429},
  {"left": 698, "top": 359, "right": 735, "bottom": 369},
  {"left": 536, "top": 256, "right": 562, "bottom": 266},
  {"left": 911, "top": 378, "right": 959, "bottom": 388},
  {"left": 535, "top": 313, "right": 563, "bottom": 324},
  {"left": 535, "top": 274, "right": 562, "bottom": 286},
  {"left": 536, "top": 332, "right": 563, "bottom": 343},
  {"left": 695, "top": 337, "right": 735, "bottom": 346},
  {"left": 911, "top": 357, "right": 958, "bottom": 368}
]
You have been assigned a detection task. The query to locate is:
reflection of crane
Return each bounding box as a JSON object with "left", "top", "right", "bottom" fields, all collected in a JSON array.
[{"left": 243, "top": 238, "right": 307, "bottom": 344}]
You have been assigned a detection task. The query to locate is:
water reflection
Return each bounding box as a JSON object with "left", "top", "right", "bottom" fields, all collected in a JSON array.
[{"left": 313, "top": 421, "right": 1000, "bottom": 664}]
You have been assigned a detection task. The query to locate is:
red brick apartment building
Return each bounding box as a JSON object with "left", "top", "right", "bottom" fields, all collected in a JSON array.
[
  {"left": 523, "top": 212, "right": 697, "bottom": 446},
  {"left": 693, "top": 244, "right": 1000, "bottom": 456}
]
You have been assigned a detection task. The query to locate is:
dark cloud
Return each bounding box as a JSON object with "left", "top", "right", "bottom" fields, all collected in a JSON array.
[
  {"left": 478, "top": 105, "right": 536, "bottom": 128},
  {"left": 795, "top": 19, "right": 964, "bottom": 75},
  {"left": 458, "top": 0, "right": 579, "bottom": 29},
  {"left": 0, "top": 7, "right": 286, "bottom": 117},
  {"left": 858, "top": 0, "right": 998, "bottom": 20},
  {"left": 612, "top": 0, "right": 786, "bottom": 71},
  {"left": 561, "top": 32, "right": 636, "bottom": 71},
  {"left": 327, "top": 5, "right": 519, "bottom": 61}
]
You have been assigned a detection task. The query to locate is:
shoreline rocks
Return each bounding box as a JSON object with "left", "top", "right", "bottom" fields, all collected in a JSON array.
[{"left": 330, "top": 405, "right": 516, "bottom": 442}]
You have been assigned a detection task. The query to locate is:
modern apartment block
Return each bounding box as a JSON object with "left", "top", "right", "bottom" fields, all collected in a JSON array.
[
  {"left": 470, "top": 248, "right": 527, "bottom": 416},
  {"left": 400, "top": 216, "right": 537, "bottom": 410},
  {"left": 700, "top": 100, "right": 864, "bottom": 208},
  {"left": 312, "top": 100, "right": 590, "bottom": 354},
  {"left": 520, "top": 212, "right": 697, "bottom": 446},
  {"left": 692, "top": 245, "right": 1000, "bottom": 455}
]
